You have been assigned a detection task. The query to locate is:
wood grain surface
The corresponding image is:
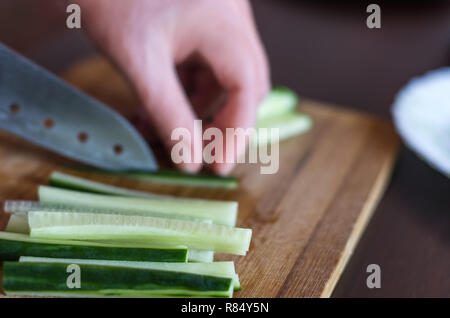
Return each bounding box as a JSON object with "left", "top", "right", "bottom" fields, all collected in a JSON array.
[{"left": 0, "top": 58, "right": 399, "bottom": 297}]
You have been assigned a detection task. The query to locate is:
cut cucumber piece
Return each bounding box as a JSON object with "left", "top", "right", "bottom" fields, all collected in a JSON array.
[
  {"left": 49, "top": 171, "right": 168, "bottom": 198},
  {"left": 254, "top": 112, "right": 313, "bottom": 146},
  {"left": 4, "top": 200, "right": 117, "bottom": 216},
  {"left": 188, "top": 249, "right": 214, "bottom": 263},
  {"left": 39, "top": 186, "right": 238, "bottom": 226},
  {"left": 3, "top": 262, "right": 233, "bottom": 298},
  {"left": 257, "top": 86, "right": 299, "bottom": 120},
  {"left": 3, "top": 208, "right": 217, "bottom": 261},
  {"left": 4, "top": 200, "right": 214, "bottom": 227},
  {"left": 3, "top": 217, "right": 216, "bottom": 262},
  {"left": 76, "top": 169, "right": 238, "bottom": 189},
  {"left": 28, "top": 212, "right": 252, "bottom": 255},
  {"left": 5, "top": 214, "right": 29, "bottom": 234},
  {"left": 19, "top": 257, "right": 241, "bottom": 291},
  {"left": 0, "top": 231, "right": 187, "bottom": 262}
]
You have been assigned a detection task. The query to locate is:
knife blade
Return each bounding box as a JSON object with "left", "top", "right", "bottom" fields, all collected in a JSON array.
[{"left": 0, "top": 44, "right": 158, "bottom": 171}]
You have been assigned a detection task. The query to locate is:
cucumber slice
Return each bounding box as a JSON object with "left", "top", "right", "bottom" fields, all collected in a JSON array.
[
  {"left": 49, "top": 171, "right": 168, "bottom": 198},
  {"left": 0, "top": 231, "right": 187, "bottom": 262},
  {"left": 5, "top": 214, "right": 29, "bottom": 234},
  {"left": 3, "top": 215, "right": 217, "bottom": 262},
  {"left": 188, "top": 249, "right": 214, "bottom": 263},
  {"left": 28, "top": 212, "right": 252, "bottom": 256},
  {"left": 3, "top": 217, "right": 216, "bottom": 262},
  {"left": 258, "top": 86, "right": 299, "bottom": 120},
  {"left": 76, "top": 169, "right": 238, "bottom": 189},
  {"left": 4, "top": 200, "right": 214, "bottom": 225},
  {"left": 39, "top": 186, "right": 238, "bottom": 226},
  {"left": 3, "top": 262, "right": 233, "bottom": 298},
  {"left": 254, "top": 112, "right": 313, "bottom": 146},
  {"left": 19, "top": 257, "right": 241, "bottom": 291},
  {"left": 4, "top": 208, "right": 217, "bottom": 263}
]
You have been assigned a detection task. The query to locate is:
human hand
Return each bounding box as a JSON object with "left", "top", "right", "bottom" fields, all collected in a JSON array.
[{"left": 77, "top": 0, "right": 270, "bottom": 174}]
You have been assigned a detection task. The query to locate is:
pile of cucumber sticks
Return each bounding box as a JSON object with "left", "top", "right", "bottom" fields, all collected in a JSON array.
[
  {"left": 0, "top": 87, "right": 312, "bottom": 298},
  {"left": 1, "top": 171, "right": 246, "bottom": 298}
]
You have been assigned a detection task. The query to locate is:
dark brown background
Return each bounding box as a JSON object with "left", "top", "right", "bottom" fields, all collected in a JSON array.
[{"left": 0, "top": 0, "right": 449, "bottom": 297}]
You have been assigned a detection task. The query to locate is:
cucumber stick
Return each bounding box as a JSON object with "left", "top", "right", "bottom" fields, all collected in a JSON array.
[
  {"left": 0, "top": 231, "right": 187, "bottom": 262},
  {"left": 3, "top": 215, "right": 214, "bottom": 264},
  {"left": 5, "top": 214, "right": 29, "bottom": 234},
  {"left": 258, "top": 86, "right": 299, "bottom": 120},
  {"left": 39, "top": 186, "right": 237, "bottom": 226},
  {"left": 49, "top": 171, "right": 167, "bottom": 198},
  {"left": 28, "top": 212, "right": 252, "bottom": 255},
  {"left": 77, "top": 169, "right": 238, "bottom": 189},
  {"left": 254, "top": 112, "right": 313, "bottom": 146},
  {"left": 4, "top": 200, "right": 215, "bottom": 226},
  {"left": 256, "top": 87, "right": 312, "bottom": 145},
  {"left": 3, "top": 262, "right": 233, "bottom": 298},
  {"left": 187, "top": 249, "right": 214, "bottom": 263},
  {"left": 19, "top": 257, "right": 241, "bottom": 290}
]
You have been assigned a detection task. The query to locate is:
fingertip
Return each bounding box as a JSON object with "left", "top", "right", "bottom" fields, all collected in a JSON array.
[
  {"left": 210, "top": 162, "right": 235, "bottom": 176},
  {"left": 174, "top": 161, "right": 203, "bottom": 174}
]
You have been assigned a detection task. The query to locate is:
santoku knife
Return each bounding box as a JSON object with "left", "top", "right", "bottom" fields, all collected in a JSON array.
[{"left": 0, "top": 44, "right": 158, "bottom": 171}]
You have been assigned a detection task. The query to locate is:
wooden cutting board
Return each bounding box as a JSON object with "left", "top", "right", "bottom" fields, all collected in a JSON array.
[{"left": 0, "top": 57, "right": 399, "bottom": 298}]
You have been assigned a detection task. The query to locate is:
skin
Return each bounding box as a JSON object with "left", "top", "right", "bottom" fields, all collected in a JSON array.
[{"left": 75, "top": 0, "right": 270, "bottom": 175}]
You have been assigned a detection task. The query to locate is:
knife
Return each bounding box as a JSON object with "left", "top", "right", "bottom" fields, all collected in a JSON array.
[{"left": 0, "top": 44, "right": 158, "bottom": 171}]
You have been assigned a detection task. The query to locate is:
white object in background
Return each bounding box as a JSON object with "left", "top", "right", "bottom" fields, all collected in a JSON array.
[{"left": 392, "top": 67, "right": 450, "bottom": 178}]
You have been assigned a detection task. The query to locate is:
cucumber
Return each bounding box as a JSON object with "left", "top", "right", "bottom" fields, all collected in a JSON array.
[
  {"left": 258, "top": 86, "right": 299, "bottom": 120},
  {"left": 3, "top": 262, "right": 233, "bottom": 298},
  {"left": 4, "top": 208, "right": 216, "bottom": 265},
  {"left": 0, "top": 231, "right": 187, "bottom": 262},
  {"left": 4, "top": 200, "right": 114, "bottom": 216},
  {"left": 39, "top": 186, "right": 238, "bottom": 226},
  {"left": 5, "top": 213, "right": 29, "bottom": 234},
  {"left": 4, "top": 200, "right": 215, "bottom": 225},
  {"left": 3, "top": 216, "right": 215, "bottom": 263},
  {"left": 254, "top": 112, "right": 313, "bottom": 146},
  {"left": 187, "top": 249, "right": 214, "bottom": 263},
  {"left": 28, "top": 212, "right": 252, "bottom": 256},
  {"left": 19, "top": 257, "right": 241, "bottom": 291},
  {"left": 49, "top": 171, "right": 168, "bottom": 198},
  {"left": 76, "top": 169, "right": 238, "bottom": 189}
]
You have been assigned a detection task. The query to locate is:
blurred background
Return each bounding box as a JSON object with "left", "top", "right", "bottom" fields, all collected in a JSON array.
[{"left": 0, "top": 0, "right": 449, "bottom": 297}]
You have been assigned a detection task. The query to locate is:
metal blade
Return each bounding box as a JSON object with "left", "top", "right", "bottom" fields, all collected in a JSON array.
[{"left": 0, "top": 44, "right": 158, "bottom": 171}]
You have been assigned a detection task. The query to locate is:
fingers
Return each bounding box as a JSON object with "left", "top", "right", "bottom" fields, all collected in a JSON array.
[
  {"left": 236, "top": 0, "right": 271, "bottom": 99},
  {"left": 133, "top": 49, "right": 202, "bottom": 173},
  {"left": 197, "top": 24, "right": 266, "bottom": 175},
  {"left": 106, "top": 0, "right": 270, "bottom": 175}
]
